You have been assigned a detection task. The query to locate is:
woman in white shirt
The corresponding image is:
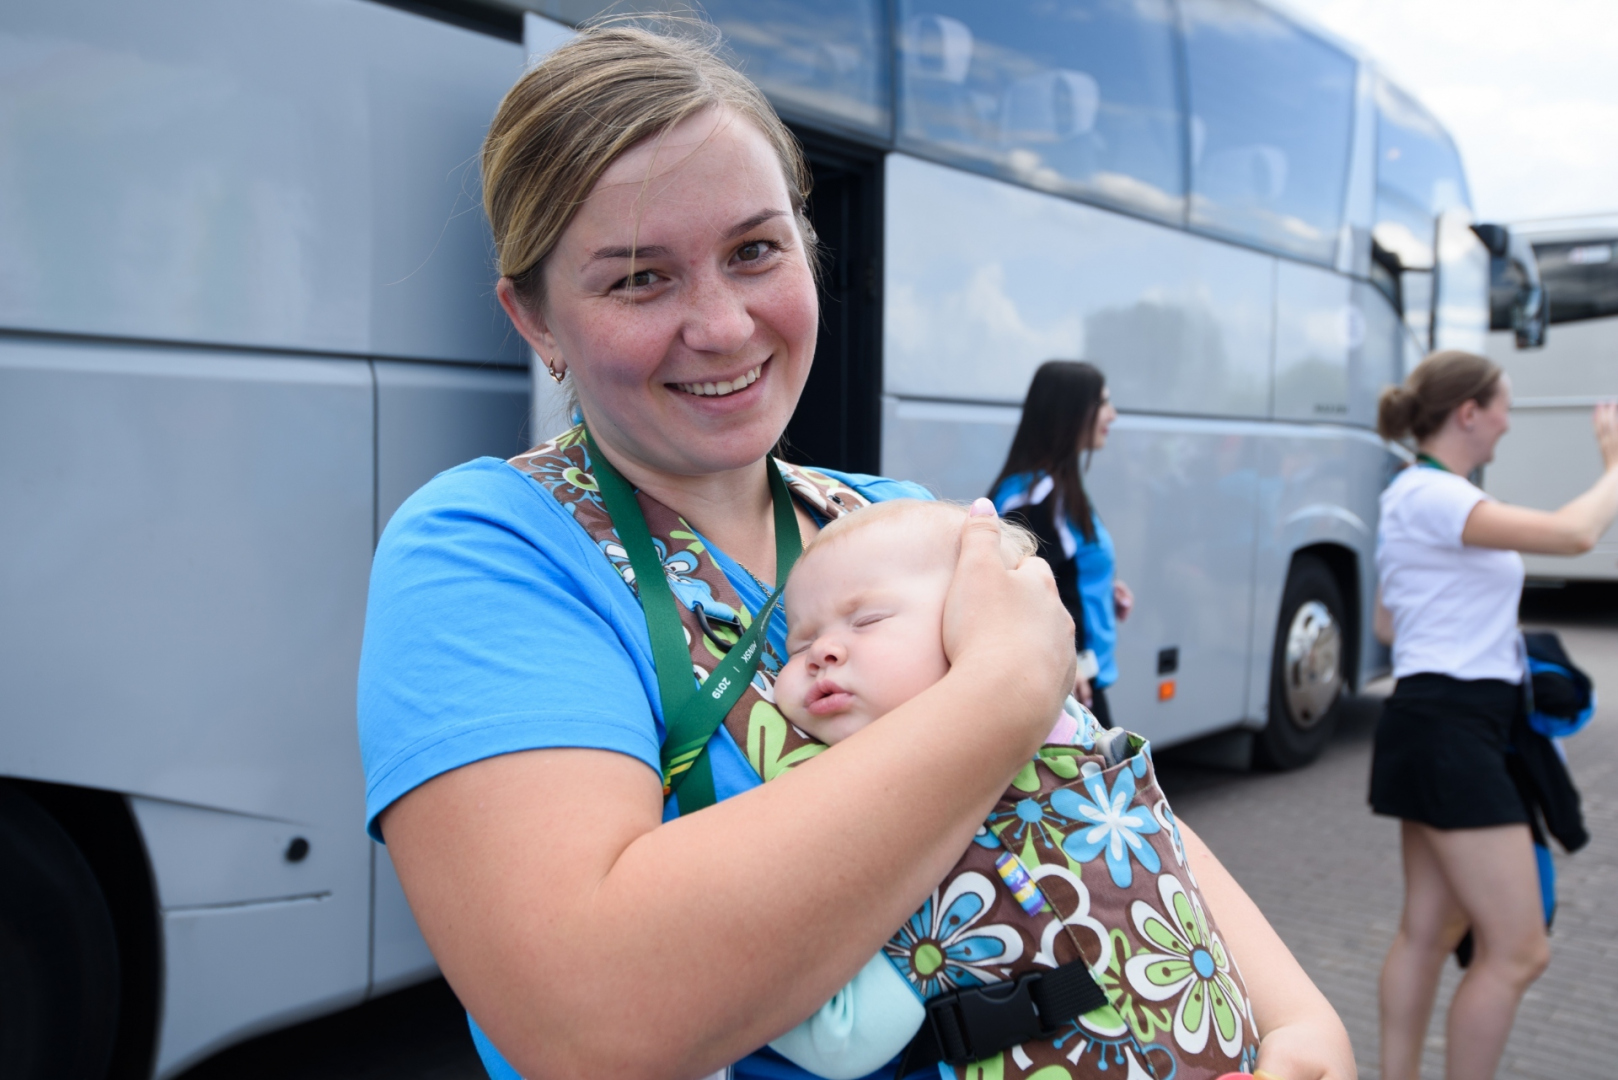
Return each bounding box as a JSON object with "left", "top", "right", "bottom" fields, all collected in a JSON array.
[{"left": 1372, "top": 350, "right": 1618, "bottom": 1080}]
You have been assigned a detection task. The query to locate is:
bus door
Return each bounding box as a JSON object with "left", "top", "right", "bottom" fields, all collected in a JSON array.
[
  {"left": 1432, "top": 208, "right": 1492, "bottom": 354},
  {"left": 785, "top": 131, "right": 885, "bottom": 475}
]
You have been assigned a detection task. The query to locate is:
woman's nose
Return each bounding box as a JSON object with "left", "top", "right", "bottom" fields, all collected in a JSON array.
[{"left": 681, "top": 271, "right": 755, "bottom": 356}]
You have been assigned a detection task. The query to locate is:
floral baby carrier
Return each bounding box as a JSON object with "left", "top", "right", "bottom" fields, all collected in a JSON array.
[{"left": 510, "top": 427, "right": 1259, "bottom": 1080}]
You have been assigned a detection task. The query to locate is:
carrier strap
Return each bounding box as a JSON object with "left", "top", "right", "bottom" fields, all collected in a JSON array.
[
  {"left": 583, "top": 427, "right": 801, "bottom": 812},
  {"left": 897, "top": 960, "right": 1109, "bottom": 1075}
]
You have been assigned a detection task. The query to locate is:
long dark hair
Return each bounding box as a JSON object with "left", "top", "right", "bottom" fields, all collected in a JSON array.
[{"left": 989, "top": 360, "right": 1107, "bottom": 543}]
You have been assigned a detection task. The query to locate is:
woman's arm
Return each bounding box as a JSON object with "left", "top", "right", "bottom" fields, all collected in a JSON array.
[
  {"left": 382, "top": 511, "right": 1076, "bottom": 1080},
  {"left": 1179, "top": 822, "right": 1356, "bottom": 1080},
  {"left": 1373, "top": 587, "right": 1392, "bottom": 646},
  {"left": 1462, "top": 402, "right": 1618, "bottom": 555}
]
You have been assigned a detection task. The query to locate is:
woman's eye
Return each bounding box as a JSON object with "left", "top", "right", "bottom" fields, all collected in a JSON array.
[
  {"left": 614, "top": 269, "right": 657, "bottom": 291},
  {"left": 735, "top": 240, "right": 776, "bottom": 264}
]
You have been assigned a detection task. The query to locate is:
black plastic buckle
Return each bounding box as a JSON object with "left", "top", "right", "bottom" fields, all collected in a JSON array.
[{"left": 925, "top": 971, "right": 1057, "bottom": 1064}]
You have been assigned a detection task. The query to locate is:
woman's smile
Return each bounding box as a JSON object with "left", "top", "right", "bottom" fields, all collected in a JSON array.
[{"left": 672, "top": 360, "right": 766, "bottom": 398}]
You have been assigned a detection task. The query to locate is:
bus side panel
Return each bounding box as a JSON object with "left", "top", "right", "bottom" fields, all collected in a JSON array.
[
  {"left": 1274, "top": 262, "right": 1352, "bottom": 422},
  {"left": 1245, "top": 425, "right": 1392, "bottom": 721},
  {"left": 0, "top": 0, "right": 522, "bottom": 366},
  {"left": 0, "top": 340, "right": 375, "bottom": 1072},
  {"left": 883, "top": 154, "right": 1274, "bottom": 420},
  {"left": 880, "top": 400, "right": 1259, "bottom": 746},
  {"left": 128, "top": 797, "right": 371, "bottom": 1078},
  {"left": 375, "top": 360, "right": 532, "bottom": 537},
  {"left": 1486, "top": 320, "right": 1618, "bottom": 581}
]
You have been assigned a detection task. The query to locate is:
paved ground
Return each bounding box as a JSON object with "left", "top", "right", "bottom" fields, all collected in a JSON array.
[
  {"left": 177, "top": 587, "right": 1618, "bottom": 1080},
  {"left": 1157, "top": 584, "right": 1618, "bottom": 1080}
]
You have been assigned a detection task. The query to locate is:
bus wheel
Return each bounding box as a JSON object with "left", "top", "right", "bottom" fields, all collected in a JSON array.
[
  {"left": 1256, "top": 556, "right": 1346, "bottom": 770},
  {"left": 0, "top": 784, "right": 121, "bottom": 1080}
]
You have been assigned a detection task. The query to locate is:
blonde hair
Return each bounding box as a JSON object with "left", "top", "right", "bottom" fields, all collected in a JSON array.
[
  {"left": 1377, "top": 350, "right": 1503, "bottom": 442},
  {"left": 796, "top": 500, "right": 1039, "bottom": 576},
  {"left": 480, "top": 20, "right": 816, "bottom": 310}
]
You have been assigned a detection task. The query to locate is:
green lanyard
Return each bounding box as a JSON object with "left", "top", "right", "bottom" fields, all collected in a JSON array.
[
  {"left": 583, "top": 428, "right": 802, "bottom": 813},
  {"left": 1416, "top": 453, "right": 1451, "bottom": 472}
]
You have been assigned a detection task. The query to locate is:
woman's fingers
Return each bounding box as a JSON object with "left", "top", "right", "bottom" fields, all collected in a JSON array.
[
  {"left": 943, "top": 501, "right": 1076, "bottom": 728},
  {"left": 1595, "top": 402, "right": 1618, "bottom": 470}
]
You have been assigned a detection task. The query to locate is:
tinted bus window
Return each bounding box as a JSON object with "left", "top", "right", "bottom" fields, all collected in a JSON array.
[
  {"left": 1373, "top": 79, "right": 1469, "bottom": 271},
  {"left": 534, "top": 0, "right": 889, "bottom": 133},
  {"left": 1535, "top": 239, "right": 1618, "bottom": 325},
  {"left": 896, "top": 0, "right": 1185, "bottom": 220},
  {"left": 1181, "top": 0, "right": 1355, "bottom": 263}
]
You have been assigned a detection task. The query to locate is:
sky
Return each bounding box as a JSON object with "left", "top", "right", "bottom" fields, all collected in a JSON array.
[{"left": 1281, "top": 0, "right": 1618, "bottom": 226}]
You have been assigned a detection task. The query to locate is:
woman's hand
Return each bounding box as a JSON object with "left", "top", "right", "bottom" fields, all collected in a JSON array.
[
  {"left": 1595, "top": 400, "right": 1618, "bottom": 471},
  {"left": 1113, "top": 579, "right": 1134, "bottom": 621},
  {"left": 1073, "top": 672, "right": 1093, "bottom": 706},
  {"left": 943, "top": 500, "right": 1076, "bottom": 744}
]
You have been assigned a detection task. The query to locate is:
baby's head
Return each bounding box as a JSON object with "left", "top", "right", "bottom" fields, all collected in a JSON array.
[{"left": 776, "top": 500, "right": 1037, "bottom": 745}]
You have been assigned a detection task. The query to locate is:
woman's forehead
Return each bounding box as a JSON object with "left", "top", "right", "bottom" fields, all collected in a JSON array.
[{"left": 585, "top": 107, "right": 787, "bottom": 222}]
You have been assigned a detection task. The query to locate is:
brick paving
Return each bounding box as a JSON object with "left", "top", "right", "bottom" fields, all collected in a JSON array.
[{"left": 1158, "top": 589, "right": 1618, "bottom": 1079}]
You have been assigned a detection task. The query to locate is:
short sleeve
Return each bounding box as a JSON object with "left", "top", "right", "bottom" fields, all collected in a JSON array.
[
  {"left": 358, "top": 459, "right": 663, "bottom": 840},
  {"left": 1402, "top": 471, "right": 1488, "bottom": 548}
]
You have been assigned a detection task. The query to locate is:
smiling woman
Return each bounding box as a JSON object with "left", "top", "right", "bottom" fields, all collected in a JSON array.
[{"left": 355, "top": 20, "right": 1349, "bottom": 1080}]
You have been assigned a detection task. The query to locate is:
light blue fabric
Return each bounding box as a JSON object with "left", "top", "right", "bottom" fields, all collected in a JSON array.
[
  {"left": 357, "top": 455, "right": 928, "bottom": 1080},
  {"left": 990, "top": 472, "right": 1119, "bottom": 687},
  {"left": 768, "top": 951, "right": 927, "bottom": 1079}
]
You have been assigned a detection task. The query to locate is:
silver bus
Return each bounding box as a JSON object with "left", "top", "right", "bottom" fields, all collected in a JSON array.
[
  {"left": 1485, "top": 215, "right": 1618, "bottom": 581},
  {"left": 1, "top": 1, "right": 1538, "bottom": 1076}
]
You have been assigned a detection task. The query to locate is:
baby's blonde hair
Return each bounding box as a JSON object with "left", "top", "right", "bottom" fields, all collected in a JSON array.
[{"left": 794, "top": 499, "right": 1038, "bottom": 579}]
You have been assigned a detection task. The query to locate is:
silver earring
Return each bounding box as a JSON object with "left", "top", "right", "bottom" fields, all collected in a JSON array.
[{"left": 544, "top": 357, "right": 565, "bottom": 384}]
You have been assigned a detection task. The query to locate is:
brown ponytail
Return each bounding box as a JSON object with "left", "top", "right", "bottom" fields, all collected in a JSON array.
[{"left": 1377, "top": 350, "right": 1503, "bottom": 442}]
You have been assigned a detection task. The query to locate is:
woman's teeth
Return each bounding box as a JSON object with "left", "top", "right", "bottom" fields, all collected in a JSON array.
[{"left": 676, "top": 365, "right": 762, "bottom": 397}]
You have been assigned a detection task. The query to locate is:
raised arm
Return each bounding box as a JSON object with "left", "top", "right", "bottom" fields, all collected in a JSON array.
[
  {"left": 381, "top": 510, "right": 1076, "bottom": 1080},
  {"left": 1462, "top": 402, "right": 1618, "bottom": 554},
  {"left": 1180, "top": 821, "right": 1357, "bottom": 1080}
]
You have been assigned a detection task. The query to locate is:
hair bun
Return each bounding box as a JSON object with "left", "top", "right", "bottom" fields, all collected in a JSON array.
[{"left": 1377, "top": 384, "right": 1416, "bottom": 441}]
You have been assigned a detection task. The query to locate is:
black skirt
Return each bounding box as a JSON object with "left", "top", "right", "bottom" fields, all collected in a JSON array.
[{"left": 1369, "top": 672, "right": 1530, "bottom": 830}]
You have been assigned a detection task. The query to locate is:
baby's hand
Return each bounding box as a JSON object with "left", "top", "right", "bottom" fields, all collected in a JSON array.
[{"left": 1254, "top": 1021, "right": 1356, "bottom": 1080}]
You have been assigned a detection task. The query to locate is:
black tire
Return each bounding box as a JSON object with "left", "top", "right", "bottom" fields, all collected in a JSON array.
[
  {"left": 0, "top": 783, "right": 121, "bottom": 1080},
  {"left": 1255, "top": 555, "right": 1348, "bottom": 770}
]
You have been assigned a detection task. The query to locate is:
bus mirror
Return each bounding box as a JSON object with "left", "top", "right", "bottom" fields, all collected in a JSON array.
[
  {"left": 1506, "top": 229, "right": 1547, "bottom": 350},
  {"left": 1514, "top": 282, "right": 1547, "bottom": 349},
  {"left": 1471, "top": 223, "right": 1509, "bottom": 258}
]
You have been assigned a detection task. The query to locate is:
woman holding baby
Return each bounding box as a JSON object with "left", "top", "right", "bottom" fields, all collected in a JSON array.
[{"left": 357, "top": 21, "right": 1352, "bottom": 1080}]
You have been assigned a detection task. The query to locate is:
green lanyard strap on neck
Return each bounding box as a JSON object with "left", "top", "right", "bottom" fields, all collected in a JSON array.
[
  {"left": 583, "top": 428, "right": 802, "bottom": 813},
  {"left": 1416, "top": 453, "right": 1451, "bottom": 473}
]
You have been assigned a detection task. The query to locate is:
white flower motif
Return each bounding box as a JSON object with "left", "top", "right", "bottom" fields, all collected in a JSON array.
[{"left": 1124, "top": 874, "right": 1248, "bottom": 1058}]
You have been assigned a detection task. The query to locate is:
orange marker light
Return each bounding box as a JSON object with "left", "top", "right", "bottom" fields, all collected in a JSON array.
[{"left": 1157, "top": 679, "right": 1177, "bottom": 702}]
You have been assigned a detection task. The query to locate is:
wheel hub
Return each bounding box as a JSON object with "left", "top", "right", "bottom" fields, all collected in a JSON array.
[{"left": 1283, "top": 600, "right": 1342, "bottom": 729}]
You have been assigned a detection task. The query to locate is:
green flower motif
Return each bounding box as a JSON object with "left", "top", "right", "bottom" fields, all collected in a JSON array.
[{"left": 1124, "top": 873, "right": 1247, "bottom": 1058}]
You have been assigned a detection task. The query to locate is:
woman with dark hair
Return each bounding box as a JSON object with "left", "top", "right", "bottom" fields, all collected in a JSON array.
[{"left": 989, "top": 360, "right": 1132, "bottom": 728}]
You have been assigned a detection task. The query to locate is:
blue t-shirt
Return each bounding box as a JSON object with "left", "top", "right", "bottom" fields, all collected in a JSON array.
[
  {"left": 990, "top": 472, "right": 1118, "bottom": 687},
  {"left": 357, "top": 456, "right": 928, "bottom": 1080}
]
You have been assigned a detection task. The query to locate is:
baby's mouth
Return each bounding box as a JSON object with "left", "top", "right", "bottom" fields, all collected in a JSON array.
[
  {"left": 805, "top": 679, "right": 854, "bottom": 716},
  {"left": 673, "top": 362, "right": 764, "bottom": 398}
]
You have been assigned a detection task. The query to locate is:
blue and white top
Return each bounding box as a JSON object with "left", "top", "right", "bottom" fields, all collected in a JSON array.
[{"left": 991, "top": 471, "right": 1119, "bottom": 688}]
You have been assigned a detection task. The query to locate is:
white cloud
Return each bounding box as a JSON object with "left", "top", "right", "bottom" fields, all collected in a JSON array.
[{"left": 1282, "top": 0, "right": 1618, "bottom": 223}]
